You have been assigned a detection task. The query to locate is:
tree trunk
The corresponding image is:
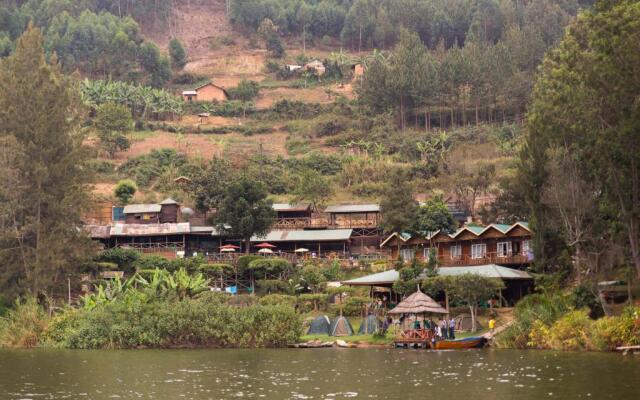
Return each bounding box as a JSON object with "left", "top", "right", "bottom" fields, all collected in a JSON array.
[
  {"left": 245, "top": 238, "right": 251, "bottom": 254},
  {"left": 469, "top": 304, "right": 477, "bottom": 332}
]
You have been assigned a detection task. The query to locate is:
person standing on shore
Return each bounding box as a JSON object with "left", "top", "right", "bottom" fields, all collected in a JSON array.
[
  {"left": 489, "top": 318, "right": 496, "bottom": 335},
  {"left": 448, "top": 317, "right": 456, "bottom": 339}
]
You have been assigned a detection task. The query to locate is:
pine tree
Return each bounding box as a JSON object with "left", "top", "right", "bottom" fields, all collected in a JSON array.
[{"left": 0, "top": 25, "right": 94, "bottom": 298}]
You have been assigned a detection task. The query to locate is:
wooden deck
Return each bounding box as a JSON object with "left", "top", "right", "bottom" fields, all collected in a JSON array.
[{"left": 393, "top": 329, "right": 434, "bottom": 348}]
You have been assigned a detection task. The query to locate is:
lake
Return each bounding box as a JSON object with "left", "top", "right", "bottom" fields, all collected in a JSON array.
[{"left": 0, "top": 348, "right": 638, "bottom": 399}]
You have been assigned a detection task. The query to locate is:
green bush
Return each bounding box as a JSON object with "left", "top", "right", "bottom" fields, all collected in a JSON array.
[
  {"left": 546, "top": 310, "right": 592, "bottom": 351},
  {"left": 96, "top": 248, "right": 140, "bottom": 273},
  {"left": 259, "top": 294, "right": 297, "bottom": 307},
  {"left": 298, "top": 293, "right": 327, "bottom": 313},
  {"left": 257, "top": 279, "right": 294, "bottom": 295},
  {"left": 133, "top": 255, "right": 172, "bottom": 272},
  {"left": 341, "top": 296, "right": 370, "bottom": 317},
  {"left": 0, "top": 298, "right": 49, "bottom": 348},
  {"left": 248, "top": 258, "right": 293, "bottom": 279},
  {"left": 237, "top": 255, "right": 262, "bottom": 275},
  {"left": 45, "top": 294, "right": 301, "bottom": 349}
]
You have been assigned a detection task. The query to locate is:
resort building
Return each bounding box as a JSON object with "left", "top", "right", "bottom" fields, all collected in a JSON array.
[{"left": 380, "top": 222, "right": 532, "bottom": 268}]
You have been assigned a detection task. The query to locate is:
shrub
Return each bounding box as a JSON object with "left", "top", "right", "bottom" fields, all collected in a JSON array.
[
  {"left": 259, "top": 294, "right": 297, "bottom": 307},
  {"left": 298, "top": 293, "right": 327, "bottom": 312},
  {"left": 341, "top": 296, "right": 370, "bottom": 317},
  {"left": 257, "top": 279, "right": 294, "bottom": 295},
  {"left": 547, "top": 310, "right": 592, "bottom": 351},
  {"left": 590, "top": 307, "right": 640, "bottom": 351},
  {"left": 0, "top": 298, "right": 49, "bottom": 348},
  {"left": 114, "top": 179, "right": 137, "bottom": 205},
  {"left": 45, "top": 295, "right": 301, "bottom": 349},
  {"left": 133, "top": 255, "right": 172, "bottom": 272},
  {"left": 237, "top": 255, "right": 262, "bottom": 275},
  {"left": 96, "top": 247, "right": 140, "bottom": 273},
  {"left": 248, "top": 258, "right": 293, "bottom": 279}
]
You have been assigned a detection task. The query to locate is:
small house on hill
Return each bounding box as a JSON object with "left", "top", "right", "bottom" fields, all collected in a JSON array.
[{"left": 182, "top": 82, "right": 229, "bottom": 102}]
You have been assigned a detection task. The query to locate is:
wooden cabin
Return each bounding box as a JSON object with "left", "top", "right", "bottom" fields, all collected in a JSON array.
[
  {"left": 272, "top": 203, "right": 313, "bottom": 230},
  {"left": 381, "top": 222, "right": 532, "bottom": 268},
  {"left": 324, "top": 204, "right": 381, "bottom": 229},
  {"left": 122, "top": 198, "right": 180, "bottom": 225},
  {"left": 182, "top": 82, "right": 228, "bottom": 102}
]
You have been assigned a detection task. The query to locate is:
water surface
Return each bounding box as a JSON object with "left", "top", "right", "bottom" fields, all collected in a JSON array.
[{"left": 0, "top": 348, "right": 638, "bottom": 399}]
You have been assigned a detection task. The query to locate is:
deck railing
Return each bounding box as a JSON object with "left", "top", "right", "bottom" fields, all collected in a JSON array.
[
  {"left": 272, "top": 217, "right": 380, "bottom": 230},
  {"left": 394, "top": 252, "right": 530, "bottom": 266}
]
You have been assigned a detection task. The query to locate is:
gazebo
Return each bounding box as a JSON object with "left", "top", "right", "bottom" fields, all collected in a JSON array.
[{"left": 389, "top": 288, "right": 448, "bottom": 348}]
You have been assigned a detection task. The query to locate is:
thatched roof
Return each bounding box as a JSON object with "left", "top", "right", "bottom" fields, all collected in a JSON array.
[{"left": 388, "top": 289, "right": 448, "bottom": 315}]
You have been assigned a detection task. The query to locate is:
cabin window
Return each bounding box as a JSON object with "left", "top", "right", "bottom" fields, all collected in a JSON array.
[
  {"left": 497, "top": 241, "right": 512, "bottom": 257},
  {"left": 400, "top": 248, "right": 414, "bottom": 262},
  {"left": 471, "top": 243, "right": 487, "bottom": 259},
  {"left": 522, "top": 240, "right": 531, "bottom": 255},
  {"left": 423, "top": 247, "right": 435, "bottom": 260},
  {"left": 450, "top": 245, "right": 462, "bottom": 259}
]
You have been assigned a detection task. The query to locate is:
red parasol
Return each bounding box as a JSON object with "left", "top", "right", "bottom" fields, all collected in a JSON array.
[
  {"left": 220, "top": 244, "right": 241, "bottom": 249},
  {"left": 254, "top": 242, "right": 277, "bottom": 248}
]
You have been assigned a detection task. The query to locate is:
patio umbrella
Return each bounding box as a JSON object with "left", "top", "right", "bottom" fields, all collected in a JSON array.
[
  {"left": 294, "top": 248, "right": 309, "bottom": 253},
  {"left": 254, "top": 242, "right": 276, "bottom": 248},
  {"left": 220, "top": 247, "right": 236, "bottom": 252},
  {"left": 220, "top": 244, "right": 240, "bottom": 249},
  {"left": 258, "top": 248, "right": 274, "bottom": 254}
]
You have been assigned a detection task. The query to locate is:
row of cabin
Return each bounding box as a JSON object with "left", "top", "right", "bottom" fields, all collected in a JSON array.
[{"left": 381, "top": 222, "right": 532, "bottom": 267}]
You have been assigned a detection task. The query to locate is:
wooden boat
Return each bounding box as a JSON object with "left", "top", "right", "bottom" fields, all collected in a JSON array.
[{"left": 432, "top": 336, "right": 487, "bottom": 350}]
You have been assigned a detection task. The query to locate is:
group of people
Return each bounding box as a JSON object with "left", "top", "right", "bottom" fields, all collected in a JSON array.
[{"left": 411, "top": 317, "right": 456, "bottom": 340}]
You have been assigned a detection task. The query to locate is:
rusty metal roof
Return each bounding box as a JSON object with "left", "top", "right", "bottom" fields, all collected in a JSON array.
[
  {"left": 85, "top": 225, "right": 111, "bottom": 239},
  {"left": 111, "top": 223, "right": 191, "bottom": 237}
]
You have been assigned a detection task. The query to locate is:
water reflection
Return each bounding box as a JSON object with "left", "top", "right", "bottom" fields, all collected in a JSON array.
[{"left": 0, "top": 348, "right": 638, "bottom": 399}]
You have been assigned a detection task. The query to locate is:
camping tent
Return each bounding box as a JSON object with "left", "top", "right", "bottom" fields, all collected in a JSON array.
[
  {"left": 330, "top": 316, "right": 354, "bottom": 336},
  {"left": 357, "top": 315, "right": 380, "bottom": 334},
  {"left": 455, "top": 313, "right": 481, "bottom": 332},
  {"left": 307, "top": 315, "right": 331, "bottom": 335}
]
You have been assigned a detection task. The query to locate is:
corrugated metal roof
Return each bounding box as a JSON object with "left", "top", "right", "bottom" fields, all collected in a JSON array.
[
  {"left": 324, "top": 204, "right": 380, "bottom": 213},
  {"left": 159, "top": 198, "right": 179, "bottom": 205},
  {"left": 342, "top": 270, "right": 400, "bottom": 285},
  {"left": 111, "top": 223, "right": 191, "bottom": 236},
  {"left": 251, "top": 229, "right": 353, "bottom": 242},
  {"left": 438, "top": 264, "right": 532, "bottom": 279},
  {"left": 123, "top": 204, "right": 161, "bottom": 214},
  {"left": 343, "top": 264, "right": 532, "bottom": 286},
  {"left": 85, "top": 225, "right": 111, "bottom": 239},
  {"left": 272, "top": 203, "right": 311, "bottom": 212}
]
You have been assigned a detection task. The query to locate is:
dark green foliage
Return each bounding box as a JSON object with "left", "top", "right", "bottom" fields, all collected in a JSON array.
[
  {"left": 214, "top": 178, "right": 276, "bottom": 253},
  {"left": 118, "top": 148, "right": 188, "bottom": 187},
  {"left": 259, "top": 293, "right": 297, "bottom": 307},
  {"left": 248, "top": 258, "right": 294, "bottom": 280},
  {"left": 188, "top": 157, "right": 234, "bottom": 213},
  {"left": 168, "top": 38, "right": 187, "bottom": 70},
  {"left": 237, "top": 255, "right": 263, "bottom": 275},
  {"left": 113, "top": 179, "right": 137, "bottom": 205},
  {"left": 45, "top": 294, "right": 302, "bottom": 349},
  {"left": 571, "top": 284, "right": 604, "bottom": 319},
  {"left": 138, "top": 42, "right": 172, "bottom": 87},
  {"left": 227, "top": 79, "right": 260, "bottom": 102},
  {"left": 380, "top": 169, "right": 418, "bottom": 233},
  {"left": 411, "top": 195, "right": 456, "bottom": 235},
  {"left": 0, "top": 26, "right": 95, "bottom": 298},
  {"left": 341, "top": 296, "right": 370, "bottom": 317},
  {"left": 95, "top": 102, "right": 132, "bottom": 157},
  {"left": 95, "top": 248, "right": 140, "bottom": 273}
]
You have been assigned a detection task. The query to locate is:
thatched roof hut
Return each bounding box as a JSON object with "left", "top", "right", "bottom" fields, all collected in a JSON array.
[{"left": 388, "top": 289, "right": 447, "bottom": 315}]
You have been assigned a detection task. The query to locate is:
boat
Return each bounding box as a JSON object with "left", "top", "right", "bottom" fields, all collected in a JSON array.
[{"left": 432, "top": 336, "right": 487, "bottom": 349}]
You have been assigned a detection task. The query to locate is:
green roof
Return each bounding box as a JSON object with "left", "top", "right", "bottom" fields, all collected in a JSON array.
[{"left": 343, "top": 264, "right": 532, "bottom": 286}]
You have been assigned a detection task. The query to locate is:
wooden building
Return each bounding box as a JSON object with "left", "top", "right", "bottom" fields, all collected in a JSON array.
[
  {"left": 122, "top": 198, "right": 180, "bottom": 225},
  {"left": 181, "top": 82, "right": 228, "bottom": 102},
  {"left": 381, "top": 222, "right": 532, "bottom": 268},
  {"left": 272, "top": 203, "right": 313, "bottom": 229}
]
